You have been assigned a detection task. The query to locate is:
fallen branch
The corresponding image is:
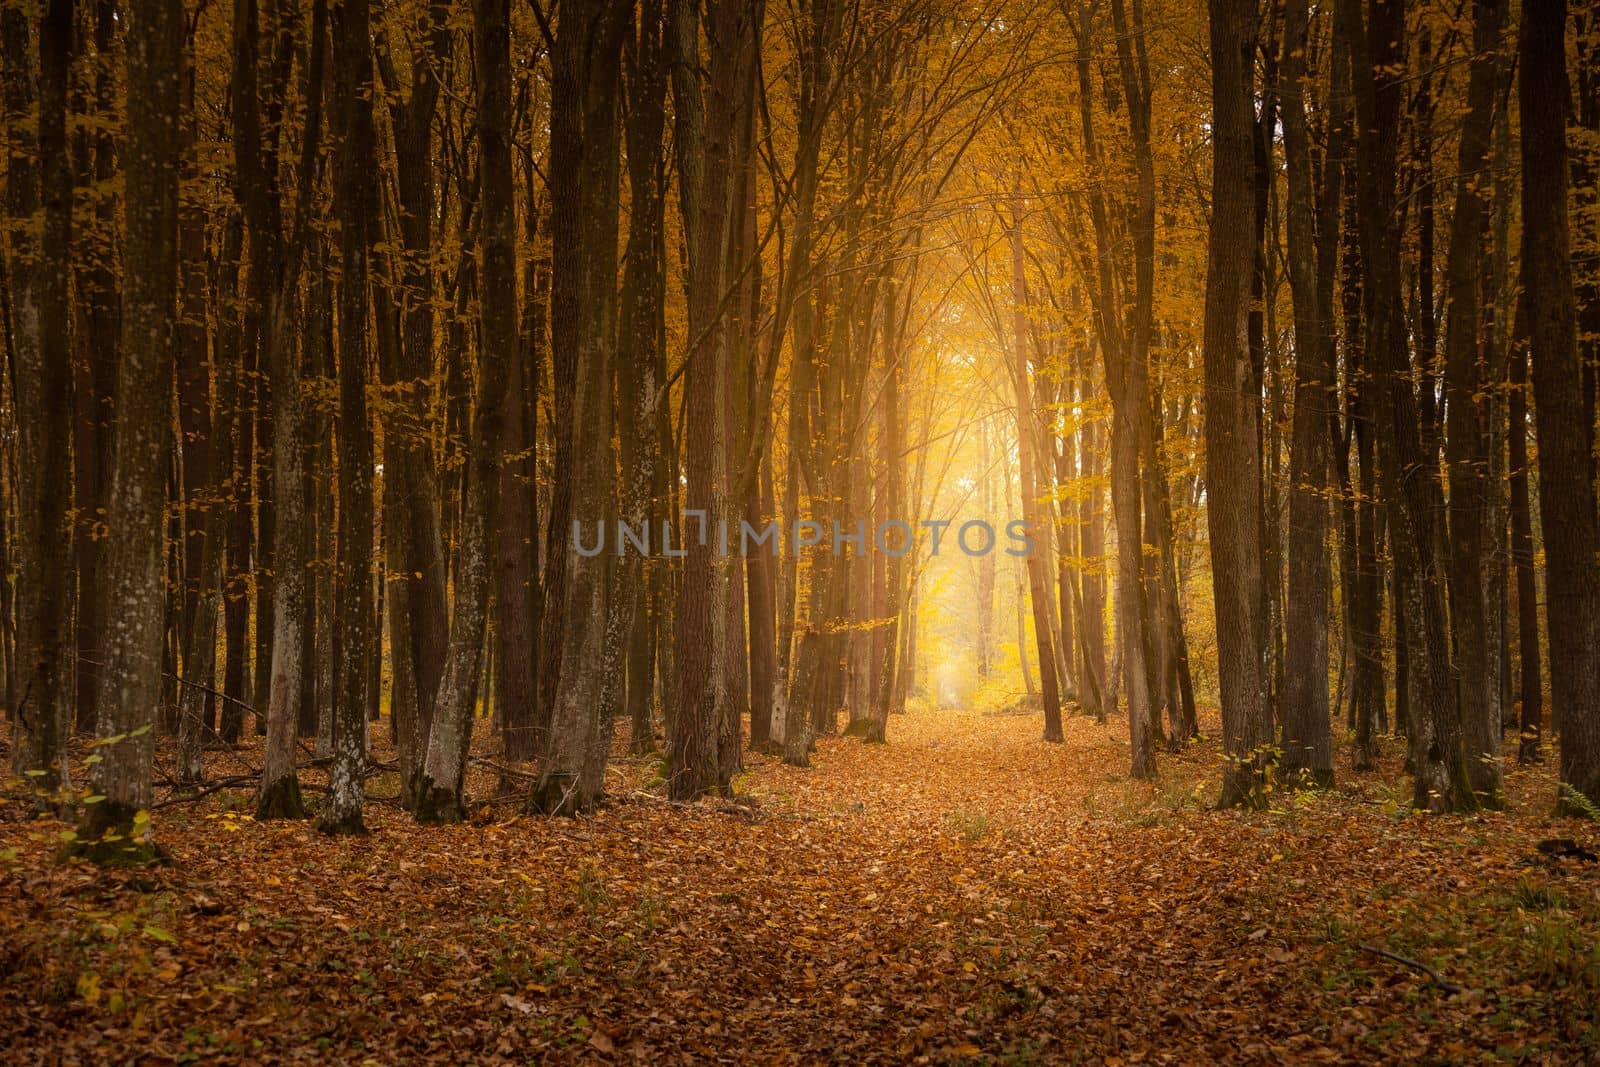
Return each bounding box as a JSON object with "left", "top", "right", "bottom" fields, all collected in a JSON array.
[
  {"left": 153, "top": 774, "right": 261, "bottom": 809},
  {"left": 1358, "top": 943, "right": 1464, "bottom": 994},
  {"left": 622, "top": 789, "right": 766, "bottom": 822},
  {"left": 152, "top": 759, "right": 397, "bottom": 809},
  {"left": 469, "top": 756, "right": 540, "bottom": 781}
]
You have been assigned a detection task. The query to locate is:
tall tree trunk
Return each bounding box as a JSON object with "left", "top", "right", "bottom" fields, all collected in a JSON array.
[
  {"left": 664, "top": 0, "right": 758, "bottom": 801},
  {"left": 174, "top": 19, "right": 214, "bottom": 784},
  {"left": 868, "top": 276, "right": 906, "bottom": 744},
  {"left": 1521, "top": 0, "right": 1600, "bottom": 814},
  {"left": 1205, "top": 0, "right": 1272, "bottom": 808},
  {"left": 414, "top": 0, "right": 516, "bottom": 822},
  {"left": 71, "top": 0, "right": 182, "bottom": 862},
  {"left": 1442, "top": 0, "right": 1508, "bottom": 805},
  {"left": 531, "top": 0, "right": 628, "bottom": 814},
  {"left": 615, "top": 0, "right": 669, "bottom": 763},
  {"left": 211, "top": 214, "right": 249, "bottom": 746},
  {"left": 1508, "top": 293, "right": 1542, "bottom": 764},
  {"left": 244, "top": 0, "right": 327, "bottom": 820},
  {"left": 73, "top": 0, "right": 122, "bottom": 738},
  {"left": 495, "top": 198, "right": 542, "bottom": 763},
  {"left": 1345, "top": 0, "right": 1474, "bottom": 812},
  {"left": 373, "top": 0, "right": 452, "bottom": 790},
  {"left": 1280, "top": 0, "right": 1336, "bottom": 787},
  {"left": 1009, "top": 204, "right": 1063, "bottom": 743},
  {"left": 1070, "top": 7, "right": 1152, "bottom": 769},
  {"left": 321, "top": 0, "right": 379, "bottom": 836},
  {"left": 6, "top": 0, "right": 75, "bottom": 810}
]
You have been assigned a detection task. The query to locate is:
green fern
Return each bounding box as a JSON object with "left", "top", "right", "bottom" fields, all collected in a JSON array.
[{"left": 1558, "top": 784, "right": 1600, "bottom": 822}]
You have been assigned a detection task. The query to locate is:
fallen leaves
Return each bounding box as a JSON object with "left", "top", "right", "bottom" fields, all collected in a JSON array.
[{"left": 1, "top": 707, "right": 1598, "bottom": 1063}]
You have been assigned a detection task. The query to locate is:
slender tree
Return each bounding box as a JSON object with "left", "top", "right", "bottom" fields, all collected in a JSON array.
[
  {"left": 1008, "top": 202, "right": 1064, "bottom": 743},
  {"left": 70, "top": 0, "right": 183, "bottom": 862},
  {"left": 414, "top": 0, "right": 516, "bottom": 821},
  {"left": 1521, "top": 0, "right": 1600, "bottom": 813},
  {"left": 531, "top": 0, "right": 629, "bottom": 814},
  {"left": 1280, "top": 0, "right": 1336, "bottom": 787},
  {"left": 1345, "top": 0, "right": 1475, "bottom": 811},
  {"left": 1442, "top": 0, "right": 1508, "bottom": 805},
  {"left": 321, "top": 0, "right": 380, "bottom": 836},
  {"left": 1204, "top": 0, "right": 1272, "bottom": 807},
  {"left": 6, "top": 0, "right": 75, "bottom": 811}
]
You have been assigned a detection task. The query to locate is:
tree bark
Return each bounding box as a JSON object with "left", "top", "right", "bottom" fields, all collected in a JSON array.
[
  {"left": 1508, "top": 293, "right": 1542, "bottom": 764},
  {"left": 71, "top": 0, "right": 182, "bottom": 862},
  {"left": 320, "top": 0, "right": 380, "bottom": 836},
  {"left": 530, "top": 0, "right": 628, "bottom": 814},
  {"left": 1280, "top": 0, "right": 1336, "bottom": 787},
  {"left": 1344, "top": 0, "right": 1474, "bottom": 811},
  {"left": 241, "top": 0, "right": 327, "bottom": 820},
  {"left": 664, "top": 0, "right": 759, "bottom": 800},
  {"left": 414, "top": 0, "right": 516, "bottom": 822},
  {"left": 6, "top": 0, "right": 75, "bottom": 811},
  {"left": 1205, "top": 0, "right": 1272, "bottom": 808},
  {"left": 1442, "top": 0, "right": 1508, "bottom": 805},
  {"left": 1008, "top": 204, "right": 1064, "bottom": 743},
  {"left": 1521, "top": 0, "right": 1600, "bottom": 814}
]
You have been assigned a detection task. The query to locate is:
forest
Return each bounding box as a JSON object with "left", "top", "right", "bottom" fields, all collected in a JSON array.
[{"left": 2, "top": 0, "right": 1599, "bottom": 1060}]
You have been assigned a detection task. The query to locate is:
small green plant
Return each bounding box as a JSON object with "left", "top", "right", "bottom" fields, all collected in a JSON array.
[
  {"left": 574, "top": 864, "right": 611, "bottom": 915},
  {"left": 644, "top": 753, "right": 668, "bottom": 789},
  {"left": 1514, "top": 878, "right": 1568, "bottom": 914},
  {"left": 946, "top": 809, "right": 990, "bottom": 843},
  {"left": 1528, "top": 914, "right": 1600, "bottom": 991},
  {"left": 633, "top": 892, "right": 667, "bottom": 933},
  {"left": 1557, "top": 784, "right": 1600, "bottom": 821}
]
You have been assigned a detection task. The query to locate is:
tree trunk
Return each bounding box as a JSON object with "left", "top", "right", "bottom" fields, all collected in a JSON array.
[
  {"left": 1521, "top": 0, "right": 1600, "bottom": 814},
  {"left": 1508, "top": 293, "right": 1542, "bottom": 764},
  {"left": 1070, "top": 7, "right": 1152, "bottom": 768},
  {"left": 248, "top": 0, "right": 326, "bottom": 820},
  {"left": 1205, "top": 0, "right": 1272, "bottom": 808},
  {"left": 71, "top": 0, "right": 182, "bottom": 863},
  {"left": 1442, "top": 0, "right": 1508, "bottom": 805},
  {"left": 1009, "top": 205, "right": 1063, "bottom": 743},
  {"left": 414, "top": 0, "right": 516, "bottom": 822},
  {"left": 1344, "top": 0, "right": 1474, "bottom": 812},
  {"left": 663, "top": 0, "right": 759, "bottom": 801},
  {"left": 174, "top": 20, "right": 214, "bottom": 784},
  {"left": 531, "top": 0, "right": 628, "bottom": 814},
  {"left": 73, "top": 0, "right": 122, "bottom": 738},
  {"left": 321, "top": 0, "right": 379, "bottom": 836},
  {"left": 1279, "top": 0, "right": 1336, "bottom": 787},
  {"left": 6, "top": 0, "right": 75, "bottom": 811}
]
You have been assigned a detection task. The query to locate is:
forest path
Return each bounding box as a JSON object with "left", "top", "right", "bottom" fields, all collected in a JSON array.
[{"left": 3, "top": 706, "right": 1597, "bottom": 1063}]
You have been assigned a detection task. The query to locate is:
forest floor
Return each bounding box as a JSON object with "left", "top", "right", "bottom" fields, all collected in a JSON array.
[{"left": 2, "top": 706, "right": 1598, "bottom": 1064}]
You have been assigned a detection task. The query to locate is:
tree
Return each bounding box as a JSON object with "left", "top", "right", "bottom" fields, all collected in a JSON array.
[
  {"left": 5, "top": 0, "right": 75, "bottom": 812},
  {"left": 1508, "top": 293, "right": 1542, "bottom": 764},
  {"left": 69, "top": 0, "right": 183, "bottom": 863},
  {"left": 1279, "top": 0, "right": 1336, "bottom": 788},
  {"left": 321, "top": 0, "right": 380, "bottom": 836},
  {"left": 1442, "top": 0, "right": 1508, "bottom": 806},
  {"left": 1204, "top": 0, "right": 1272, "bottom": 808},
  {"left": 531, "top": 0, "right": 629, "bottom": 814},
  {"left": 1067, "top": 3, "right": 1157, "bottom": 777},
  {"left": 373, "top": 0, "right": 452, "bottom": 794},
  {"left": 1344, "top": 0, "right": 1474, "bottom": 812},
  {"left": 1008, "top": 203, "right": 1064, "bottom": 743},
  {"left": 615, "top": 0, "right": 670, "bottom": 762},
  {"left": 240, "top": 0, "right": 328, "bottom": 821},
  {"left": 414, "top": 0, "right": 516, "bottom": 822},
  {"left": 1520, "top": 0, "right": 1600, "bottom": 813},
  {"left": 664, "top": 0, "right": 761, "bottom": 801}
]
